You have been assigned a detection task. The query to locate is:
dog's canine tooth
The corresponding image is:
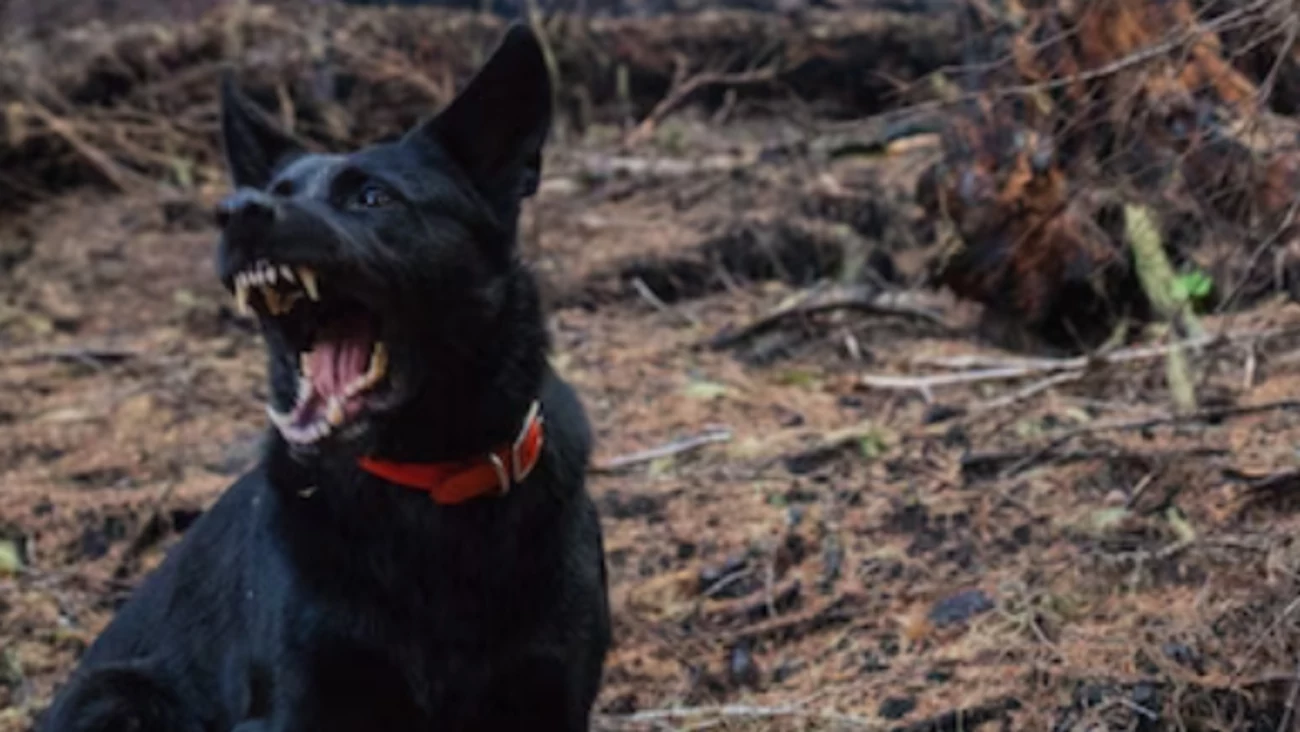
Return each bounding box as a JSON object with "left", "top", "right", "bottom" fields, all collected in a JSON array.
[
  {"left": 298, "top": 267, "right": 319, "bottom": 301},
  {"left": 280, "top": 266, "right": 295, "bottom": 283},
  {"left": 266, "top": 267, "right": 278, "bottom": 285},
  {"left": 368, "top": 342, "right": 388, "bottom": 383},
  {"left": 296, "top": 375, "right": 313, "bottom": 406},
  {"left": 309, "top": 421, "right": 330, "bottom": 442},
  {"left": 235, "top": 281, "right": 251, "bottom": 316},
  {"left": 326, "top": 398, "right": 345, "bottom": 426}
]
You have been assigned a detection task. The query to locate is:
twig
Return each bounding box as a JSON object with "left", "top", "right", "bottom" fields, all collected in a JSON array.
[
  {"left": 862, "top": 365, "right": 1049, "bottom": 391},
  {"left": 630, "top": 277, "right": 699, "bottom": 328},
  {"left": 970, "top": 371, "right": 1084, "bottom": 413},
  {"left": 568, "top": 152, "right": 752, "bottom": 179},
  {"left": 708, "top": 283, "right": 950, "bottom": 351},
  {"left": 625, "top": 66, "right": 779, "bottom": 146},
  {"left": 600, "top": 703, "right": 877, "bottom": 729},
  {"left": 593, "top": 428, "right": 732, "bottom": 473}
]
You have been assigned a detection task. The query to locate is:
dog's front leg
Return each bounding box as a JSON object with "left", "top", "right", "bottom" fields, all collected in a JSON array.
[{"left": 38, "top": 661, "right": 205, "bottom": 732}]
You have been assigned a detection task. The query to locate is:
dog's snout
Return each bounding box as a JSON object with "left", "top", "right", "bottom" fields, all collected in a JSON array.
[{"left": 215, "top": 189, "right": 280, "bottom": 232}]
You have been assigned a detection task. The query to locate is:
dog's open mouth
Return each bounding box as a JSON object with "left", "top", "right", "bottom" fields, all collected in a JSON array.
[{"left": 232, "top": 259, "right": 389, "bottom": 445}]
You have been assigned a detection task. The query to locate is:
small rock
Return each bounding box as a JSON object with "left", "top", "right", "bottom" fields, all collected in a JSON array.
[
  {"left": 943, "top": 424, "right": 970, "bottom": 448},
  {"left": 923, "top": 404, "right": 965, "bottom": 424},
  {"left": 600, "top": 491, "right": 664, "bottom": 521},
  {"left": 80, "top": 527, "right": 112, "bottom": 560},
  {"left": 878, "top": 696, "right": 916, "bottom": 720},
  {"left": 1075, "top": 682, "right": 1107, "bottom": 707},
  {"left": 861, "top": 651, "right": 890, "bottom": 673},
  {"left": 1131, "top": 681, "right": 1159, "bottom": 708},
  {"left": 925, "top": 666, "right": 954, "bottom": 684},
  {"left": 819, "top": 540, "right": 843, "bottom": 593},
  {"left": 929, "top": 588, "right": 995, "bottom": 627},
  {"left": 602, "top": 693, "right": 637, "bottom": 715},
  {"left": 771, "top": 660, "right": 800, "bottom": 683},
  {"left": 727, "top": 641, "right": 760, "bottom": 689}
]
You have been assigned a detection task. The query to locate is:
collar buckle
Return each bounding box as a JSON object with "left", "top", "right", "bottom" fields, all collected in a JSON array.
[
  {"left": 487, "top": 453, "right": 511, "bottom": 497},
  {"left": 511, "top": 400, "right": 543, "bottom": 485}
]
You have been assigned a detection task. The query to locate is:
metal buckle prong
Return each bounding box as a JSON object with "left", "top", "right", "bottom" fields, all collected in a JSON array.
[
  {"left": 512, "top": 401, "right": 543, "bottom": 484},
  {"left": 487, "top": 453, "right": 511, "bottom": 496}
]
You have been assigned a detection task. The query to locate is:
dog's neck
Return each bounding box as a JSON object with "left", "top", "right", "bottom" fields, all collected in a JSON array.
[{"left": 384, "top": 267, "right": 548, "bottom": 464}]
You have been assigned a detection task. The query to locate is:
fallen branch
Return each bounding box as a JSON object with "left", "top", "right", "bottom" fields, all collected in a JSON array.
[
  {"left": 708, "top": 283, "right": 951, "bottom": 351},
  {"left": 997, "top": 400, "right": 1300, "bottom": 478},
  {"left": 24, "top": 101, "right": 150, "bottom": 192},
  {"left": 599, "top": 702, "right": 876, "bottom": 729},
  {"left": 864, "top": 326, "right": 1300, "bottom": 392},
  {"left": 962, "top": 446, "right": 1230, "bottom": 482},
  {"left": 592, "top": 428, "right": 732, "bottom": 473},
  {"left": 630, "top": 276, "right": 698, "bottom": 328},
  {"left": 970, "top": 372, "right": 1084, "bottom": 413}
]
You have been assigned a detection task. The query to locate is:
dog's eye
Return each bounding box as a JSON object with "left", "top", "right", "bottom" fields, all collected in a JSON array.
[{"left": 354, "top": 184, "right": 393, "bottom": 209}]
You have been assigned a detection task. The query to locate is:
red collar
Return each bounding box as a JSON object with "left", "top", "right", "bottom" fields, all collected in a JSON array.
[{"left": 356, "top": 401, "right": 544, "bottom": 504}]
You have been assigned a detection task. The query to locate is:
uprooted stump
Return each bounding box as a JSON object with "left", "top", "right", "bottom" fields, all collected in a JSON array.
[
  {"left": 918, "top": 0, "right": 1300, "bottom": 351},
  {"left": 0, "top": 3, "right": 963, "bottom": 205}
]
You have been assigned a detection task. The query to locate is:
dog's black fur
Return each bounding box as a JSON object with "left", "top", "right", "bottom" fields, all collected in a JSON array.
[{"left": 38, "top": 24, "right": 610, "bottom": 732}]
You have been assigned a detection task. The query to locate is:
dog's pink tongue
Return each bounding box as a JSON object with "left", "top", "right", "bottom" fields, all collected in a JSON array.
[{"left": 306, "top": 318, "right": 374, "bottom": 397}]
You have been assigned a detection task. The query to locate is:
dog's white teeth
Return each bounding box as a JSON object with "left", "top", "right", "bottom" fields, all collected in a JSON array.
[
  {"left": 266, "top": 267, "right": 278, "bottom": 285},
  {"left": 344, "top": 341, "right": 388, "bottom": 397},
  {"left": 267, "top": 403, "right": 334, "bottom": 445},
  {"left": 266, "top": 404, "right": 291, "bottom": 430},
  {"left": 296, "top": 375, "right": 313, "bottom": 406},
  {"left": 298, "top": 267, "right": 320, "bottom": 301},
  {"left": 280, "top": 266, "right": 295, "bottom": 283},
  {"left": 235, "top": 281, "right": 251, "bottom": 316},
  {"left": 326, "top": 398, "right": 345, "bottom": 426},
  {"left": 369, "top": 342, "right": 387, "bottom": 381}
]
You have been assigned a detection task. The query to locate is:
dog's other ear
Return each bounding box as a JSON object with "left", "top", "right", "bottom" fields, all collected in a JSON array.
[
  {"left": 220, "top": 73, "right": 305, "bottom": 190},
  {"left": 408, "top": 23, "right": 552, "bottom": 212}
]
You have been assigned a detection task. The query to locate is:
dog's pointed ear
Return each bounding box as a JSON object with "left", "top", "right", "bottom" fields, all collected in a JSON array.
[
  {"left": 407, "top": 23, "right": 552, "bottom": 206},
  {"left": 220, "top": 73, "right": 305, "bottom": 190}
]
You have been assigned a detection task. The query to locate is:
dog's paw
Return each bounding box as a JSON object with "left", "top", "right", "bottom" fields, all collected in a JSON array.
[{"left": 40, "top": 664, "right": 203, "bottom": 732}]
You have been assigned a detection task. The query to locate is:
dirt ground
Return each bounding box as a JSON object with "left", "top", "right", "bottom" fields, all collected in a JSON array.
[{"left": 6, "top": 109, "right": 1300, "bottom": 732}]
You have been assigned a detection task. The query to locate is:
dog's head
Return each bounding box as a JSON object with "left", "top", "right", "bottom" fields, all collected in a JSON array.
[{"left": 215, "top": 24, "right": 551, "bottom": 459}]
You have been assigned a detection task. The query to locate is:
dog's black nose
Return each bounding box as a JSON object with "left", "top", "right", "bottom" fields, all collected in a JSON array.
[{"left": 215, "top": 189, "right": 279, "bottom": 232}]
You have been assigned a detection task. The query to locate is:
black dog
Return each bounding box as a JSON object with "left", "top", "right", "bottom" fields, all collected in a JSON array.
[{"left": 39, "top": 23, "right": 610, "bottom": 732}]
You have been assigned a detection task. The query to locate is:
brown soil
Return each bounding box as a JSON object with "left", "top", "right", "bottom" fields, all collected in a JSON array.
[{"left": 6, "top": 67, "right": 1300, "bottom": 732}]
